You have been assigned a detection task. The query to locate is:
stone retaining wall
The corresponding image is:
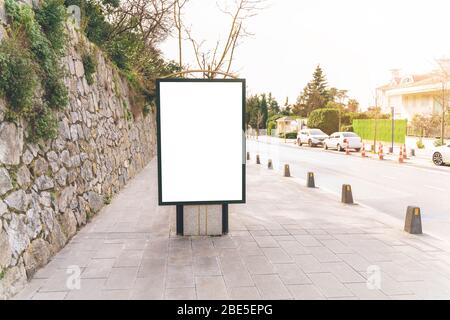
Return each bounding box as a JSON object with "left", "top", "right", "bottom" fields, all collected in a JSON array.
[{"left": 0, "top": 22, "right": 157, "bottom": 298}]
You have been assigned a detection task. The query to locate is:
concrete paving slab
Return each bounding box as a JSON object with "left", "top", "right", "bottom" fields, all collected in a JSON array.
[
  {"left": 252, "top": 275, "right": 291, "bottom": 300},
  {"left": 166, "top": 265, "right": 194, "bottom": 289},
  {"left": 82, "top": 258, "right": 115, "bottom": 279},
  {"left": 274, "top": 263, "right": 311, "bottom": 285},
  {"left": 195, "top": 276, "right": 229, "bottom": 300},
  {"left": 229, "top": 286, "right": 261, "bottom": 300},
  {"left": 287, "top": 284, "right": 325, "bottom": 300},
  {"left": 104, "top": 267, "right": 138, "bottom": 290},
  {"left": 307, "top": 273, "right": 354, "bottom": 298}
]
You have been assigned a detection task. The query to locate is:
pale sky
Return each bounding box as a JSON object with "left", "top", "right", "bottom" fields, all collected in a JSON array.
[{"left": 159, "top": 0, "right": 450, "bottom": 109}]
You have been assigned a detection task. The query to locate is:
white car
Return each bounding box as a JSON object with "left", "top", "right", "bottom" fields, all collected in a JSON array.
[
  {"left": 323, "top": 132, "right": 362, "bottom": 152},
  {"left": 297, "top": 129, "right": 329, "bottom": 147},
  {"left": 432, "top": 143, "right": 450, "bottom": 166}
]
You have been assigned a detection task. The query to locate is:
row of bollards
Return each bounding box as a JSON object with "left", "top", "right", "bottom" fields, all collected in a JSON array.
[{"left": 249, "top": 151, "right": 423, "bottom": 236}]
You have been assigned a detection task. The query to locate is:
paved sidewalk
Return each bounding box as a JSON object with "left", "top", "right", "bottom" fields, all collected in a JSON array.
[{"left": 12, "top": 159, "right": 450, "bottom": 300}]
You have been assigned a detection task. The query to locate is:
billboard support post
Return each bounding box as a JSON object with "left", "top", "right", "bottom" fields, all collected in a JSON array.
[
  {"left": 222, "top": 204, "right": 229, "bottom": 234},
  {"left": 176, "top": 205, "right": 184, "bottom": 235}
]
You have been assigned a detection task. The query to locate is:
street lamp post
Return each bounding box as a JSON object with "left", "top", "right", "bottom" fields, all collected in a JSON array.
[{"left": 391, "top": 107, "right": 395, "bottom": 153}]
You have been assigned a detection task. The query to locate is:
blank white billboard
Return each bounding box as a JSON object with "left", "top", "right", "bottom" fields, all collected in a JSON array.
[{"left": 156, "top": 79, "right": 246, "bottom": 205}]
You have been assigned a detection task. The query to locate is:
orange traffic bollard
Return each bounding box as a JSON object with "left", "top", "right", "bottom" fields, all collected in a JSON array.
[
  {"left": 399, "top": 147, "right": 404, "bottom": 163},
  {"left": 378, "top": 143, "right": 384, "bottom": 160},
  {"left": 403, "top": 145, "right": 407, "bottom": 160},
  {"left": 361, "top": 144, "right": 366, "bottom": 158}
]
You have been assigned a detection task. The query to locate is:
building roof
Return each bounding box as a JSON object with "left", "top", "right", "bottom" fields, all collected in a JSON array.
[
  {"left": 377, "top": 73, "right": 439, "bottom": 91},
  {"left": 276, "top": 116, "right": 297, "bottom": 122}
]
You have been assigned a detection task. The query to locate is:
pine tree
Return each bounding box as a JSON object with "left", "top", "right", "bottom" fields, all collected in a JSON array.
[
  {"left": 296, "top": 65, "right": 330, "bottom": 116},
  {"left": 259, "top": 93, "right": 269, "bottom": 127},
  {"left": 246, "top": 94, "right": 269, "bottom": 130},
  {"left": 310, "top": 65, "right": 328, "bottom": 94},
  {"left": 267, "top": 92, "right": 280, "bottom": 117}
]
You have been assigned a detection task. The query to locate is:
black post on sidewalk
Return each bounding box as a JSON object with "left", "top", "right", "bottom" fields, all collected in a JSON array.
[
  {"left": 176, "top": 205, "right": 184, "bottom": 235},
  {"left": 222, "top": 204, "right": 229, "bottom": 234}
]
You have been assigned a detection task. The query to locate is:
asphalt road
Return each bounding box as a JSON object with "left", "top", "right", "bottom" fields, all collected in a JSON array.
[{"left": 247, "top": 137, "right": 450, "bottom": 243}]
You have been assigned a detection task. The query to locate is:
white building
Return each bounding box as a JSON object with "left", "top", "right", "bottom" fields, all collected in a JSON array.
[{"left": 376, "top": 67, "right": 450, "bottom": 121}]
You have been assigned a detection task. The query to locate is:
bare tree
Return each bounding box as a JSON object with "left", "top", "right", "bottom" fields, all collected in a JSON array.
[
  {"left": 184, "top": 0, "right": 265, "bottom": 78},
  {"left": 433, "top": 58, "right": 450, "bottom": 144},
  {"left": 255, "top": 109, "right": 264, "bottom": 139},
  {"left": 173, "top": 0, "right": 188, "bottom": 68},
  {"left": 106, "top": 0, "right": 176, "bottom": 46}
]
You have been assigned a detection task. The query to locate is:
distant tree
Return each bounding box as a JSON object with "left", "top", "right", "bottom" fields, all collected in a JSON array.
[
  {"left": 246, "top": 93, "right": 269, "bottom": 135},
  {"left": 346, "top": 99, "right": 359, "bottom": 112},
  {"left": 280, "top": 96, "right": 292, "bottom": 115},
  {"left": 246, "top": 94, "right": 259, "bottom": 129},
  {"left": 267, "top": 92, "right": 280, "bottom": 117},
  {"left": 296, "top": 65, "right": 330, "bottom": 116},
  {"left": 325, "top": 100, "right": 344, "bottom": 111},
  {"left": 255, "top": 110, "right": 265, "bottom": 137},
  {"left": 259, "top": 93, "right": 269, "bottom": 126},
  {"left": 292, "top": 92, "right": 307, "bottom": 117},
  {"left": 433, "top": 58, "right": 450, "bottom": 144},
  {"left": 411, "top": 114, "right": 442, "bottom": 138},
  {"left": 327, "top": 87, "right": 338, "bottom": 102},
  {"left": 365, "top": 106, "right": 389, "bottom": 119},
  {"left": 335, "top": 89, "right": 348, "bottom": 105}
]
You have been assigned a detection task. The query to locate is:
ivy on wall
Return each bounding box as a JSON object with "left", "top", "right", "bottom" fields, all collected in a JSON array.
[
  {"left": 0, "top": 0, "right": 68, "bottom": 141},
  {"left": 82, "top": 51, "right": 97, "bottom": 85}
]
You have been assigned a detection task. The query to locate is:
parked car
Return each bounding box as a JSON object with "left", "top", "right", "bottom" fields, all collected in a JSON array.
[
  {"left": 432, "top": 143, "right": 450, "bottom": 166},
  {"left": 323, "top": 132, "right": 362, "bottom": 152},
  {"left": 297, "top": 129, "right": 329, "bottom": 147}
]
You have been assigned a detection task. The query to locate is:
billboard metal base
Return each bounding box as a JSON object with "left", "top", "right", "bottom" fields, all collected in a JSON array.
[{"left": 176, "top": 204, "right": 228, "bottom": 236}]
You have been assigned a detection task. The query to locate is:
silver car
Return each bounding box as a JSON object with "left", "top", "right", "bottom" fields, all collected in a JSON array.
[
  {"left": 324, "top": 132, "right": 363, "bottom": 152},
  {"left": 297, "top": 129, "right": 329, "bottom": 147}
]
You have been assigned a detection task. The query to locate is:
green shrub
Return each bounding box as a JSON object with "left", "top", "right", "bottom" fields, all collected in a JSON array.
[
  {"left": 35, "top": 0, "right": 67, "bottom": 53},
  {"left": 6, "top": 0, "right": 68, "bottom": 111},
  {"left": 0, "top": 36, "right": 38, "bottom": 115},
  {"left": 0, "top": 0, "right": 68, "bottom": 142},
  {"left": 29, "top": 106, "right": 59, "bottom": 141},
  {"left": 64, "top": 0, "right": 117, "bottom": 45},
  {"left": 82, "top": 52, "right": 97, "bottom": 85},
  {"left": 267, "top": 120, "right": 276, "bottom": 135},
  {"left": 279, "top": 132, "right": 297, "bottom": 139},
  {"left": 416, "top": 140, "right": 425, "bottom": 149},
  {"left": 285, "top": 132, "right": 297, "bottom": 139},
  {"left": 434, "top": 139, "right": 445, "bottom": 147},
  {"left": 341, "top": 125, "right": 353, "bottom": 132},
  {"left": 307, "top": 108, "right": 340, "bottom": 135}
]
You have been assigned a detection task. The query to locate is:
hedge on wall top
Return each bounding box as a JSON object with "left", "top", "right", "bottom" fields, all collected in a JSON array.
[
  {"left": 353, "top": 119, "right": 407, "bottom": 144},
  {"left": 0, "top": 36, "right": 39, "bottom": 115},
  {"left": 307, "top": 108, "right": 340, "bottom": 135}
]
